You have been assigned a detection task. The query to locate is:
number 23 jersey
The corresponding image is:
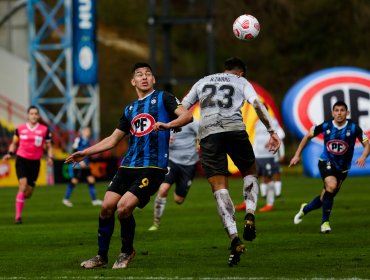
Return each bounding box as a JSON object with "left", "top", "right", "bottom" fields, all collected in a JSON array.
[{"left": 182, "top": 73, "right": 258, "bottom": 140}]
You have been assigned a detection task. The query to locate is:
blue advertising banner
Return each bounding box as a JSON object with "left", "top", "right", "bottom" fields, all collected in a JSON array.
[
  {"left": 282, "top": 67, "right": 370, "bottom": 177},
  {"left": 72, "top": 0, "right": 98, "bottom": 85}
]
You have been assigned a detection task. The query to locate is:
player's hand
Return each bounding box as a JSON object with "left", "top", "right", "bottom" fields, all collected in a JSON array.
[
  {"left": 64, "top": 151, "right": 86, "bottom": 166},
  {"left": 47, "top": 157, "right": 53, "bottom": 166},
  {"left": 267, "top": 133, "right": 281, "bottom": 154},
  {"left": 152, "top": 122, "right": 170, "bottom": 131},
  {"left": 2, "top": 154, "right": 11, "bottom": 161},
  {"left": 289, "top": 155, "right": 300, "bottom": 167},
  {"left": 355, "top": 157, "right": 366, "bottom": 168}
]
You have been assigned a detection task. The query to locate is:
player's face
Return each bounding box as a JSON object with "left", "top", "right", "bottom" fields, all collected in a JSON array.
[
  {"left": 82, "top": 127, "right": 91, "bottom": 138},
  {"left": 131, "top": 67, "right": 155, "bottom": 93},
  {"left": 332, "top": 105, "right": 349, "bottom": 125},
  {"left": 27, "top": 109, "right": 40, "bottom": 125}
]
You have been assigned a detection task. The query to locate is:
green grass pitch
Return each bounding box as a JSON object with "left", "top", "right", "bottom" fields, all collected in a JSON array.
[{"left": 0, "top": 174, "right": 369, "bottom": 279}]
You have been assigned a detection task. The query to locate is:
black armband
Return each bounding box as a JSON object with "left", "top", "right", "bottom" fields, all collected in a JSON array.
[{"left": 8, "top": 152, "right": 15, "bottom": 156}]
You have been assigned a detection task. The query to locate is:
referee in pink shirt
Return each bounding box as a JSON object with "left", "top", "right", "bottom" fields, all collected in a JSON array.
[{"left": 2, "top": 106, "right": 53, "bottom": 224}]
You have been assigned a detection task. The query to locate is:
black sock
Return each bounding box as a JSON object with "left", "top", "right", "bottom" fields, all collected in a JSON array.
[
  {"left": 120, "top": 214, "right": 136, "bottom": 254},
  {"left": 98, "top": 216, "right": 115, "bottom": 261}
]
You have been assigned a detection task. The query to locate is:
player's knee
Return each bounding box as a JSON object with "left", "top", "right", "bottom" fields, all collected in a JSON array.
[
  {"left": 174, "top": 195, "right": 185, "bottom": 204},
  {"left": 71, "top": 178, "right": 78, "bottom": 185},
  {"left": 87, "top": 176, "right": 95, "bottom": 184}
]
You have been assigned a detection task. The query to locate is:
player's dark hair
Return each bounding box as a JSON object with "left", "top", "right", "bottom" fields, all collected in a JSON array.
[
  {"left": 27, "top": 105, "right": 39, "bottom": 113},
  {"left": 224, "top": 57, "right": 246, "bottom": 75},
  {"left": 132, "top": 62, "right": 152, "bottom": 74},
  {"left": 332, "top": 101, "right": 348, "bottom": 111}
]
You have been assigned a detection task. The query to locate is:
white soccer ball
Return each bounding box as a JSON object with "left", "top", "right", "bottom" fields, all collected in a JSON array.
[{"left": 233, "top": 14, "right": 260, "bottom": 40}]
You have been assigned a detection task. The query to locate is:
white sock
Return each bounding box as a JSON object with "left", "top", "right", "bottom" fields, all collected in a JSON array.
[
  {"left": 243, "top": 175, "right": 259, "bottom": 213},
  {"left": 260, "top": 183, "right": 267, "bottom": 198},
  {"left": 274, "top": 181, "right": 282, "bottom": 197},
  {"left": 214, "top": 189, "right": 237, "bottom": 238},
  {"left": 266, "top": 182, "right": 275, "bottom": 206},
  {"left": 153, "top": 195, "right": 167, "bottom": 225}
]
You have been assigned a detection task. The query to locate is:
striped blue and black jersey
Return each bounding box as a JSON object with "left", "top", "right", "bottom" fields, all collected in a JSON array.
[
  {"left": 72, "top": 135, "right": 91, "bottom": 167},
  {"left": 311, "top": 119, "right": 368, "bottom": 172},
  {"left": 117, "top": 90, "right": 181, "bottom": 170}
]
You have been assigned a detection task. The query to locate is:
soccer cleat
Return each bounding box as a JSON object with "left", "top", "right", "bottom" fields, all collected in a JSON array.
[
  {"left": 92, "top": 199, "right": 103, "bottom": 206},
  {"left": 80, "top": 255, "right": 107, "bottom": 269},
  {"left": 293, "top": 203, "right": 307, "bottom": 224},
  {"left": 258, "top": 205, "right": 274, "bottom": 212},
  {"left": 112, "top": 250, "right": 136, "bottom": 269},
  {"left": 321, "top": 222, "right": 331, "bottom": 234},
  {"left": 228, "top": 237, "right": 246, "bottom": 267},
  {"left": 15, "top": 218, "right": 22, "bottom": 224},
  {"left": 234, "top": 202, "right": 246, "bottom": 211},
  {"left": 243, "top": 213, "right": 256, "bottom": 241},
  {"left": 148, "top": 224, "right": 159, "bottom": 231},
  {"left": 62, "top": 199, "right": 73, "bottom": 207}
]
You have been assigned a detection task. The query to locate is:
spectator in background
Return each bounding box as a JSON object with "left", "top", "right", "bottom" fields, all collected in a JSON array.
[
  {"left": 62, "top": 127, "right": 102, "bottom": 207},
  {"left": 2, "top": 106, "right": 53, "bottom": 224}
]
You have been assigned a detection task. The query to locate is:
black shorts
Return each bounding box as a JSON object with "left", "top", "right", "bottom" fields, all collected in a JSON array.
[
  {"left": 107, "top": 167, "right": 166, "bottom": 208},
  {"left": 15, "top": 156, "right": 41, "bottom": 187},
  {"left": 318, "top": 160, "right": 348, "bottom": 186},
  {"left": 163, "top": 160, "right": 196, "bottom": 198},
  {"left": 199, "top": 130, "right": 255, "bottom": 178},
  {"left": 73, "top": 168, "right": 92, "bottom": 182},
  {"left": 256, "top": 158, "right": 279, "bottom": 177}
]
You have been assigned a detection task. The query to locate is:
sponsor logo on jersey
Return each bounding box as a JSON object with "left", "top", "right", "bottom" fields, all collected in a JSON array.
[
  {"left": 326, "top": 140, "right": 349, "bottom": 155},
  {"left": 130, "top": 113, "right": 155, "bottom": 136}
]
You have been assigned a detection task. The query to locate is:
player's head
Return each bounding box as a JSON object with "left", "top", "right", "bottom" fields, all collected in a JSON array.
[
  {"left": 224, "top": 57, "right": 246, "bottom": 77},
  {"left": 131, "top": 62, "right": 156, "bottom": 93},
  {"left": 332, "top": 100, "right": 349, "bottom": 124},
  {"left": 27, "top": 106, "right": 40, "bottom": 124},
  {"left": 81, "top": 126, "right": 91, "bottom": 138},
  {"left": 332, "top": 100, "right": 348, "bottom": 111}
]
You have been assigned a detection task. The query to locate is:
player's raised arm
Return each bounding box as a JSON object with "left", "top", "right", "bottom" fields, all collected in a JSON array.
[
  {"left": 289, "top": 134, "right": 313, "bottom": 167},
  {"left": 355, "top": 139, "right": 370, "bottom": 167}
]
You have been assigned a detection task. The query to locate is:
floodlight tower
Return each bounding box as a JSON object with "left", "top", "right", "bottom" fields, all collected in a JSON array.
[{"left": 27, "top": 0, "right": 99, "bottom": 150}]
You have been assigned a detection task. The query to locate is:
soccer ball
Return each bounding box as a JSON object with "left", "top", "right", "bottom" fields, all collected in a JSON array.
[{"left": 233, "top": 14, "right": 260, "bottom": 40}]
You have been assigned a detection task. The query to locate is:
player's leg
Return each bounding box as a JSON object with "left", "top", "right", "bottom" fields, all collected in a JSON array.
[
  {"left": 63, "top": 177, "right": 77, "bottom": 207},
  {"left": 149, "top": 182, "right": 170, "bottom": 230},
  {"left": 273, "top": 172, "right": 282, "bottom": 198},
  {"left": 87, "top": 174, "right": 102, "bottom": 206},
  {"left": 173, "top": 163, "right": 196, "bottom": 205},
  {"left": 15, "top": 177, "right": 27, "bottom": 224}
]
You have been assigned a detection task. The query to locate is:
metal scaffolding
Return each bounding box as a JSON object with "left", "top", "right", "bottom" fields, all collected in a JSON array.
[{"left": 27, "top": 0, "right": 99, "bottom": 149}]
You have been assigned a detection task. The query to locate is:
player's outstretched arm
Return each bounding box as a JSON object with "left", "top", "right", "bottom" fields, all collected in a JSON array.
[
  {"left": 355, "top": 140, "right": 370, "bottom": 167},
  {"left": 64, "top": 129, "right": 126, "bottom": 164},
  {"left": 289, "top": 134, "right": 312, "bottom": 167},
  {"left": 2, "top": 136, "right": 18, "bottom": 161},
  {"left": 153, "top": 106, "right": 193, "bottom": 132}
]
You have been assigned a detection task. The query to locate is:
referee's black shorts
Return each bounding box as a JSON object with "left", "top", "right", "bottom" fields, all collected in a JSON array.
[{"left": 15, "top": 155, "right": 41, "bottom": 187}]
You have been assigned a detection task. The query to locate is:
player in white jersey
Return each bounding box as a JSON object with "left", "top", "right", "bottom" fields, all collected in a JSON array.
[
  {"left": 148, "top": 120, "right": 199, "bottom": 231},
  {"left": 182, "top": 57, "right": 281, "bottom": 266}
]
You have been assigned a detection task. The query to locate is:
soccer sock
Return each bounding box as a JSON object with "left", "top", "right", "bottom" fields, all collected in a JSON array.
[
  {"left": 243, "top": 175, "right": 259, "bottom": 213},
  {"left": 303, "top": 195, "right": 322, "bottom": 214},
  {"left": 153, "top": 195, "right": 167, "bottom": 225},
  {"left": 88, "top": 183, "right": 97, "bottom": 201},
  {"left": 15, "top": 191, "right": 25, "bottom": 220},
  {"left": 266, "top": 182, "right": 275, "bottom": 206},
  {"left": 120, "top": 214, "right": 136, "bottom": 254},
  {"left": 64, "top": 182, "right": 75, "bottom": 200},
  {"left": 97, "top": 215, "right": 115, "bottom": 261},
  {"left": 274, "top": 181, "right": 282, "bottom": 197},
  {"left": 322, "top": 191, "right": 335, "bottom": 223},
  {"left": 259, "top": 183, "right": 267, "bottom": 198},
  {"left": 214, "top": 189, "right": 237, "bottom": 238}
]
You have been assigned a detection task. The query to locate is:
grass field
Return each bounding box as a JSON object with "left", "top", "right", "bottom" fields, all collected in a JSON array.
[{"left": 0, "top": 174, "right": 370, "bottom": 279}]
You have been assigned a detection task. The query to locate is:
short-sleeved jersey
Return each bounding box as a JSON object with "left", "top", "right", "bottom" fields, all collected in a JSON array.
[
  {"left": 253, "top": 118, "right": 285, "bottom": 159},
  {"left": 117, "top": 90, "right": 181, "bottom": 170},
  {"left": 168, "top": 119, "right": 199, "bottom": 166},
  {"left": 311, "top": 119, "right": 368, "bottom": 172},
  {"left": 72, "top": 135, "right": 91, "bottom": 168},
  {"left": 15, "top": 123, "right": 51, "bottom": 160},
  {"left": 182, "top": 73, "right": 258, "bottom": 140}
]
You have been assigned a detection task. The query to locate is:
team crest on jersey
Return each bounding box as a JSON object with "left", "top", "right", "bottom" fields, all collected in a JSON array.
[
  {"left": 326, "top": 140, "right": 349, "bottom": 155},
  {"left": 151, "top": 98, "right": 157, "bottom": 105},
  {"left": 130, "top": 113, "right": 155, "bottom": 136}
]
